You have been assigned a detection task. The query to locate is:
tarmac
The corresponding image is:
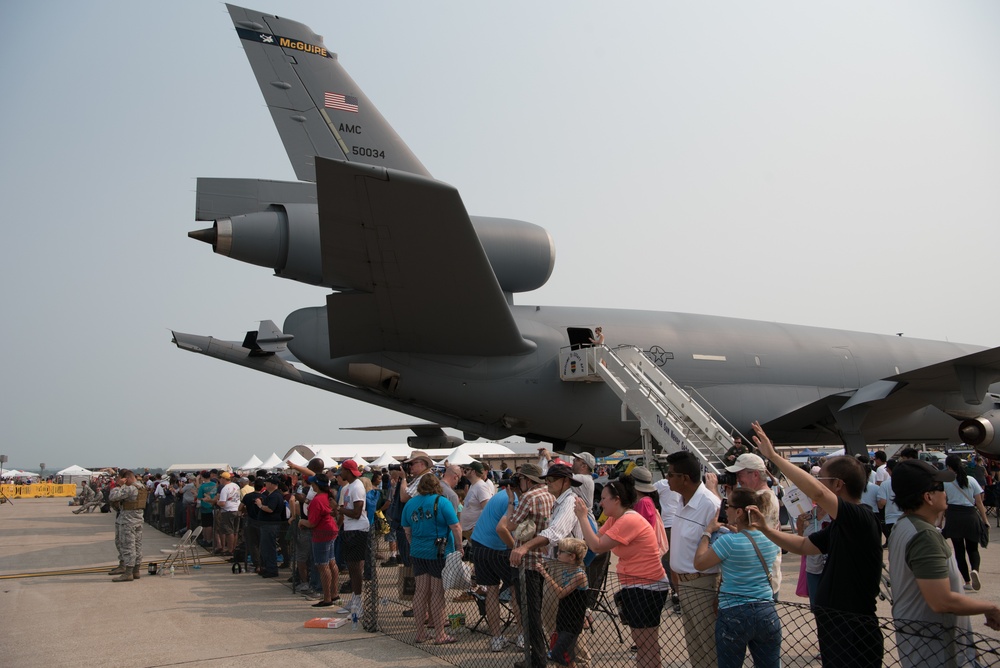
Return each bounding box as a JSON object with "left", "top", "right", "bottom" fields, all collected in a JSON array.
[
  {"left": 0, "top": 498, "right": 449, "bottom": 668},
  {"left": 2, "top": 498, "right": 999, "bottom": 666}
]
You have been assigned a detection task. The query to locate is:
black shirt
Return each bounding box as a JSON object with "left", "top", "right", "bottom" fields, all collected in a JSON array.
[
  {"left": 809, "top": 497, "right": 882, "bottom": 615},
  {"left": 257, "top": 489, "right": 285, "bottom": 522}
]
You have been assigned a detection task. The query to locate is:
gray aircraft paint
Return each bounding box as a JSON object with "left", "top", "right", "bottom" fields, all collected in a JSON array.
[{"left": 176, "top": 5, "right": 1000, "bottom": 458}]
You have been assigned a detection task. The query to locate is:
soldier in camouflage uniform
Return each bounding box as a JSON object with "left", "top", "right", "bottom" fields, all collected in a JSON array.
[{"left": 108, "top": 470, "right": 146, "bottom": 582}]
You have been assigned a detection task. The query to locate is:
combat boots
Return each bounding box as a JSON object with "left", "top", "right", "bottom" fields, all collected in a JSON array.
[
  {"left": 108, "top": 563, "right": 126, "bottom": 575},
  {"left": 112, "top": 571, "right": 134, "bottom": 582},
  {"left": 132, "top": 565, "right": 141, "bottom": 579}
]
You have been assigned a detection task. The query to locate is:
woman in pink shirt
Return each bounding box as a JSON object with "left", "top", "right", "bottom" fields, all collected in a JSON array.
[{"left": 575, "top": 475, "right": 670, "bottom": 668}]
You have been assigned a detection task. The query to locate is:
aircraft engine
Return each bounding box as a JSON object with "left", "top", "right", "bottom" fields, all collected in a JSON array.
[
  {"left": 189, "top": 208, "right": 555, "bottom": 294},
  {"left": 958, "top": 409, "right": 1000, "bottom": 456}
]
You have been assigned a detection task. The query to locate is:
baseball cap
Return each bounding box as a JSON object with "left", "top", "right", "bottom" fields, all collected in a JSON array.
[
  {"left": 725, "top": 453, "right": 768, "bottom": 474},
  {"left": 463, "top": 461, "right": 485, "bottom": 474},
  {"left": 307, "top": 473, "right": 330, "bottom": 489},
  {"left": 339, "top": 460, "right": 361, "bottom": 477},
  {"left": 892, "top": 459, "right": 955, "bottom": 500},
  {"left": 219, "top": 472, "right": 232, "bottom": 479},
  {"left": 572, "top": 452, "right": 596, "bottom": 471}
]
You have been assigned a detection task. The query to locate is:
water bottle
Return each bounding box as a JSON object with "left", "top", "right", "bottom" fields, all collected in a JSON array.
[
  {"left": 351, "top": 612, "right": 358, "bottom": 631},
  {"left": 170, "top": 565, "right": 175, "bottom": 578}
]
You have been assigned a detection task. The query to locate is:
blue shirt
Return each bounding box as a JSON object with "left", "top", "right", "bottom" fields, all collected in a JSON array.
[
  {"left": 402, "top": 493, "right": 459, "bottom": 560},
  {"left": 711, "top": 529, "right": 781, "bottom": 609},
  {"left": 944, "top": 478, "right": 983, "bottom": 506},
  {"left": 471, "top": 491, "right": 517, "bottom": 551}
]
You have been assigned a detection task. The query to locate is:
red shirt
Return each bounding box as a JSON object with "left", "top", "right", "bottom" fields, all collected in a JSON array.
[{"left": 309, "top": 492, "right": 338, "bottom": 542}]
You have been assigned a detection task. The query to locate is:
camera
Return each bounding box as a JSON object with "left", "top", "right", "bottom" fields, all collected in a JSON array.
[
  {"left": 717, "top": 472, "right": 738, "bottom": 488},
  {"left": 435, "top": 537, "right": 447, "bottom": 558},
  {"left": 498, "top": 476, "right": 519, "bottom": 487}
]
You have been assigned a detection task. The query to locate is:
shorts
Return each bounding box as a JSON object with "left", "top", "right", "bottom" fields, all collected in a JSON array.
[
  {"left": 412, "top": 556, "right": 445, "bottom": 578},
  {"left": 470, "top": 540, "right": 513, "bottom": 587},
  {"left": 312, "top": 540, "right": 335, "bottom": 565},
  {"left": 199, "top": 512, "right": 214, "bottom": 528},
  {"left": 296, "top": 525, "right": 312, "bottom": 563},
  {"left": 618, "top": 586, "right": 668, "bottom": 629},
  {"left": 341, "top": 530, "right": 369, "bottom": 564},
  {"left": 216, "top": 511, "right": 238, "bottom": 535}
]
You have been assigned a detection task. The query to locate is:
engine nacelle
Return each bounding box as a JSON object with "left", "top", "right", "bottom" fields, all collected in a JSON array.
[
  {"left": 958, "top": 409, "right": 1000, "bottom": 456},
  {"left": 190, "top": 205, "right": 555, "bottom": 294}
]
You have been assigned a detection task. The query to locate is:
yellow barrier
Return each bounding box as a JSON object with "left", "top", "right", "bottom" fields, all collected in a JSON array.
[{"left": 0, "top": 484, "right": 78, "bottom": 499}]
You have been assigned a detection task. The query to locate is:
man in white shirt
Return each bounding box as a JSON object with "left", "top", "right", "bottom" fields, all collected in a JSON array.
[
  {"left": 460, "top": 461, "right": 493, "bottom": 540},
  {"left": 666, "top": 451, "right": 721, "bottom": 668},
  {"left": 215, "top": 472, "right": 242, "bottom": 556},
  {"left": 337, "top": 460, "right": 370, "bottom": 615}
]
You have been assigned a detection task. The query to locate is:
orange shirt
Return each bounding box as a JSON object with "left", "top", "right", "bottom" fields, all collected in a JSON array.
[{"left": 600, "top": 510, "right": 666, "bottom": 585}]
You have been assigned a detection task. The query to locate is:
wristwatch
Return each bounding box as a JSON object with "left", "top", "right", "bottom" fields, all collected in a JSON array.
[{"left": 701, "top": 531, "right": 713, "bottom": 540}]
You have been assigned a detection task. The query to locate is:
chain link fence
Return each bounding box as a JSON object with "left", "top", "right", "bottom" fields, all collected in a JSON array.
[{"left": 347, "top": 529, "right": 1000, "bottom": 668}]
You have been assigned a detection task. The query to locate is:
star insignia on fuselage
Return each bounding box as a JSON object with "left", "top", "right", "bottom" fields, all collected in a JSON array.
[{"left": 644, "top": 346, "right": 674, "bottom": 367}]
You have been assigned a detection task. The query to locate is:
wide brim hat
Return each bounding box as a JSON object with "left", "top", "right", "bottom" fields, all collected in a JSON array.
[
  {"left": 630, "top": 465, "right": 656, "bottom": 492},
  {"left": 403, "top": 450, "right": 434, "bottom": 467},
  {"left": 518, "top": 463, "right": 546, "bottom": 484}
]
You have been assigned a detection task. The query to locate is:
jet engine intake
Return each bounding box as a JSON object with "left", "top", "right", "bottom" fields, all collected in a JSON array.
[{"left": 958, "top": 409, "right": 1000, "bottom": 456}]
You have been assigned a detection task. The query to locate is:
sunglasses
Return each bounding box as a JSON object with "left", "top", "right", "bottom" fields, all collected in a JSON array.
[{"left": 927, "top": 482, "right": 945, "bottom": 493}]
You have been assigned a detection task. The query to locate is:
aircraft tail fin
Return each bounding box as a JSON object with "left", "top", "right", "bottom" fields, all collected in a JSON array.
[{"left": 226, "top": 4, "right": 429, "bottom": 182}]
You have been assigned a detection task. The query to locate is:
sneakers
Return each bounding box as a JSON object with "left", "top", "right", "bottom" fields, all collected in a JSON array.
[
  {"left": 971, "top": 570, "right": 982, "bottom": 591},
  {"left": 381, "top": 556, "right": 399, "bottom": 567},
  {"left": 964, "top": 583, "right": 975, "bottom": 592},
  {"left": 294, "top": 583, "right": 312, "bottom": 594},
  {"left": 302, "top": 590, "right": 323, "bottom": 601},
  {"left": 452, "top": 591, "right": 476, "bottom": 602},
  {"left": 490, "top": 636, "right": 508, "bottom": 652},
  {"left": 514, "top": 634, "right": 525, "bottom": 650}
]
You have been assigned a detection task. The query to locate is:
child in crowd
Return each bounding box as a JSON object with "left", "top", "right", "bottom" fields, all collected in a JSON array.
[{"left": 537, "top": 537, "right": 589, "bottom": 666}]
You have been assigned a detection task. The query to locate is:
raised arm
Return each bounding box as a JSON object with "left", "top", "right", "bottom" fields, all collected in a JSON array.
[{"left": 752, "top": 421, "right": 841, "bottom": 519}]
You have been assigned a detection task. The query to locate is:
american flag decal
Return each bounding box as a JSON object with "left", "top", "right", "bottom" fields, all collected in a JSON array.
[{"left": 324, "top": 92, "right": 359, "bottom": 113}]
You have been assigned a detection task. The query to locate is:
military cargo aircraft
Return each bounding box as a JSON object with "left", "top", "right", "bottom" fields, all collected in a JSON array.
[{"left": 173, "top": 4, "right": 1000, "bottom": 458}]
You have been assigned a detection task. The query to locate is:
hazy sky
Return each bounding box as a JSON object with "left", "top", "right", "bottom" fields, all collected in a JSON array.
[{"left": 2, "top": 1, "right": 998, "bottom": 471}]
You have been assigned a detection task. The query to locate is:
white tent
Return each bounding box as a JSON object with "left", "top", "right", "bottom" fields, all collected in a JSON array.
[
  {"left": 1, "top": 469, "right": 30, "bottom": 479},
  {"left": 238, "top": 454, "right": 263, "bottom": 471},
  {"left": 259, "top": 453, "right": 286, "bottom": 470},
  {"left": 346, "top": 453, "right": 371, "bottom": 469},
  {"left": 369, "top": 451, "right": 399, "bottom": 468},
  {"left": 440, "top": 445, "right": 479, "bottom": 466},
  {"left": 286, "top": 450, "right": 310, "bottom": 468},
  {"left": 57, "top": 465, "right": 94, "bottom": 476}
]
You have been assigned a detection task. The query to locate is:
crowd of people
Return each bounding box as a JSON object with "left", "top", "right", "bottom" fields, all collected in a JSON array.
[{"left": 76, "top": 438, "right": 1000, "bottom": 668}]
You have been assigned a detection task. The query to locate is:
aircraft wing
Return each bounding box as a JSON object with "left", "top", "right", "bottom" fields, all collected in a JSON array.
[
  {"left": 883, "top": 345, "right": 1000, "bottom": 406},
  {"left": 226, "top": 4, "right": 429, "bottom": 181},
  {"left": 315, "top": 157, "right": 536, "bottom": 357}
]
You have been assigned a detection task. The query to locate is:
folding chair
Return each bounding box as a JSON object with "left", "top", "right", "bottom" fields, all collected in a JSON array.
[
  {"left": 983, "top": 483, "right": 998, "bottom": 527},
  {"left": 469, "top": 585, "right": 515, "bottom": 636},
  {"left": 185, "top": 526, "right": 204, "bottom": 569},
  {"left": 160, "top": 529, "right": 194, "bottom": 574},
  {"left": 585, "top": 550, "right": 625, "bottom": 644}
]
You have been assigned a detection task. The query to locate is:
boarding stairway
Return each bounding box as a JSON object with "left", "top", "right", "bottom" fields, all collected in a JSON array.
[{"left": 559, "top": 344, "right": 737, "bottom": 473}]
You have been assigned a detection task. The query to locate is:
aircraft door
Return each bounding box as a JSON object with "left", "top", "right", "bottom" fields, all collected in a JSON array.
[
  {"left": 832, "top": 347, "right": 860, "bottom": 390},
  {"left": 566, "top": 327, "right": 595, "bottom": 350}
]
